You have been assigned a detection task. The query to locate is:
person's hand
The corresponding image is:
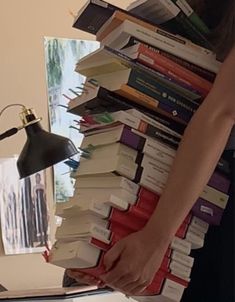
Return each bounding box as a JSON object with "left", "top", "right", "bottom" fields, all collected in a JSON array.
[
  {"left": 100, "top": 228, "right": 170, "bottom": 295},
  {"left": 66, "top": 269, "right": 104, "bottom": 287}
]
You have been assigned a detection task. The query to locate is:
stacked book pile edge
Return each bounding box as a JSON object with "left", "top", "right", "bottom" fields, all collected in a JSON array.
[{"left": 47, "top": 1, "right": 231, "bottom": 301}]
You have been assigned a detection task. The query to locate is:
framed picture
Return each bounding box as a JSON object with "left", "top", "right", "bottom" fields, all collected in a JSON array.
[{"left": 0, "top": 157, "right": 48, "bottom": 254}]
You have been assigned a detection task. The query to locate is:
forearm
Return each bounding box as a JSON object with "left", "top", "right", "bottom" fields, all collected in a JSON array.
[{"left": 144, "top": 93, "right": 234, "bottom": 243}]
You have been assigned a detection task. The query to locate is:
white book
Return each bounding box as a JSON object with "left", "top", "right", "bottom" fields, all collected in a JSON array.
[
  {"left": 80, "top": 124, "right": 127, "bottom": 148},
  {"left": 169, "top": 260, "right": 191, "bottom": 279},
  {"left": 187, "top": 225, "right": 205, "bottom": 239},
  {"left": 49, "top": 240, "right": 101, "bottom": 269},
  {"left": 171, "top": 237, "right": 191, "bottom": 255},
  {"left": 185, "top": 231, "right": 204, "bottom": 249},
  {"left": 74, "top": 174, "right": 140, "bottom": 195},
  {"left": 171, "top": 250, "right": 194, "bottom": 268},
  {"left": 101, "top": 19, "right": 220, "bottom": 73},
  {"left": 68, "top": 80, "right": 100, "bottom": 110},
  {"left": 80, "top": 142, "right": 138, "bottom": 162},
  {"left": 143, "top": 136, "right": 175, "bottom": 166},
  {"left": 56, "top": 222, "right": 111, "bottom": 244},
  {"left": 201, "top": 185, "right": 229, "bottom": 209},
  {"left": 77, "top": 154, "right": 138, "bottom": 180},
  {"left": 80, "top": 110, "right": 140, "bottom": 133},
  {"left": 81, "top": 124, "right": 176, "bottom": 167},
  {"left": 132, "top": 278, "right": 185, "bottom": 302},
  {"left": 74, "top": 187, "right": 137, "bottom": 205},
  {"left": 139, "top": 163, "right": 169, "bottom": 192},
  {"left": 60, "top": 202, "right": 111, "bottom": 219},
  {"left": 139, "top": 170, "right": 165, "bottom": 195},
  {"left": 69, "top": 194, "right": 129, "bottom": 212},
  {"left": 190, "top": 216, "right": 209, "bottom": 234},
  {"left": 141, "top": 153, "right": 171, "bottom": 174},
  {"left": 127, "top": 0, "right": 180, "bottom": 23},
  {"left": 56, "top": 214, "right": 107, "bottom": 235},
  {"left": 126, "top": 108, "right": 182, "bottom": 138}
]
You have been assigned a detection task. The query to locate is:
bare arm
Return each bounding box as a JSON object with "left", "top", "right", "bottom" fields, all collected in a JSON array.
[
  {"left": 144, "top": 46, "right": 235, "bottom": 243},
  {"left": 102, "top": 47, "right": 235, "bottom": 295}
]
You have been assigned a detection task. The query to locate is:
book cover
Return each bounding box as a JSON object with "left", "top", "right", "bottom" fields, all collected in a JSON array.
[
  {"left": 74, "top": 174, "right": 140, "bottom": 195},
  {"left": 122, "top": 42, "right": 213, "bottom": 97},
  {"left": 77, "top": 46, "right": 202, "bottom": 102},
  {"left": 100, "top": 20, "right": 220, "bottom": 73},
  {"left": 127, "top": 0, "right": 211, "bottom": 48}
]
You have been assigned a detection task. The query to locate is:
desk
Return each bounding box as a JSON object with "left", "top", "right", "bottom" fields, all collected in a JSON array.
[{"left": 0, "top": 287, "right": 133, "bottom": 302}]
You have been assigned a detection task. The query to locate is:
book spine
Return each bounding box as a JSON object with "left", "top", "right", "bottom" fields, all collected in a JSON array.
[
  {"left": 207, "top": 171, "right": 231, "bottom": 193},
  {"left": 190, "top": 216, "right": 209, "bottom": 234},
  {"left": 101, "top": 87, "right": 187, "bottom": 134},
  {"left": 185, "top": 231, "right": 204, "bottom": 249},
  {"left": 128, "top": 69, "right": 197, "bottom": 123},
  {"left": 171, "top": 237, "right": 191, "bottom": 255},
  {"left": 192, "top": 198, "right": 224, "bottom": 225},
  {"left": 201, "top": 185, "right": 229, "bottom": 209},
  {"left": 128, "top": 37, "right": 216, "bottom": 81},
  {"left": 169, "top": 260, "right": 191, "bottom": 279},
  {"left": 138, "top": 120, "right": 181, "bottom": 149},
  {"left": 112, "top": 22, "right": 219, "bottom": 73},
  {"left": 137, "top": 44, "right": 212, "bottom": 97},
  {"left": 161, "top": 278, "right": 186, "bottom": 301},
  {"left": 173, "top": 11, "right": 212, "bottom": 49},
  {"left": 171, "top": 250, "right": 194, "bottom": 268},
  {"left": 172, "top": 0, "right": 210, "bottom": 35},
  {"left": 73, "top": 0, "right": 116, "bottom": 34},
  {"left": 143, "top": 137, "right": 176, "bottom": 165}
]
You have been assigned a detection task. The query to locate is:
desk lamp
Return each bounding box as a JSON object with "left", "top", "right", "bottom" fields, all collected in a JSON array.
[{"left": 0, "top": 104, "right": 78, "bottom": 178}]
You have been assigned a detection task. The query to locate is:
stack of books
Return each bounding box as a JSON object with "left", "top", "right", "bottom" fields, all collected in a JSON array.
[{"left": 48, "top": 1, "right": 231, "bottom": 301}]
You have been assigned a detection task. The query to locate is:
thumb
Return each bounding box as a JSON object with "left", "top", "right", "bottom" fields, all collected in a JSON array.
[{"left": 103, "top": 241, "right": 125, "bottom": 272}]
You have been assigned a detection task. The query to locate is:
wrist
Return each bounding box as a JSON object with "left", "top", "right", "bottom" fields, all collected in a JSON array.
[{"left": 140, "top": 223, "right": 173, "bottom": 251}]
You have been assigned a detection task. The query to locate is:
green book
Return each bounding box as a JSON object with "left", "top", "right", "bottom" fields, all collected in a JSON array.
[
  {"left": 171, "top": 0, "right": 210, "bottom": 35},
  {"left": 128, "top": 0, "right": 211, "bottom": 48}
]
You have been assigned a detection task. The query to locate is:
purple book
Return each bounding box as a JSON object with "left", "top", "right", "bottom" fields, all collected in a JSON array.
[
  {"left": 207, "top": 171, "right": 231, "bottom": 193},
  {"left": 192, "top": 198, "right": 224, "bottom": 225}
]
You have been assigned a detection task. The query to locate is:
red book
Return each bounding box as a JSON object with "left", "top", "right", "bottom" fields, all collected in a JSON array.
[{"left": 130, "top": 43, "right": 213, "bottom": 98}]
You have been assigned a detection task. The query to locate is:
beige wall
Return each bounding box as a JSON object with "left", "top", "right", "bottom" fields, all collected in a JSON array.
[{"left": 0, "top": 0, "right": 132, "bottom": 290}]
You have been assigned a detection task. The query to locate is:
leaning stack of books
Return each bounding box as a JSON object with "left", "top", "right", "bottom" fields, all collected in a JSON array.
[{"left": 48, "top": 1, "right": 231, "bottom": 301}]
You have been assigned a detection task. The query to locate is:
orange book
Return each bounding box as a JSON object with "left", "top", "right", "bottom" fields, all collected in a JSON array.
[
  {"left": 97, "top": 10, "right": 157, "bottom": 41},
  {"left": 116, "top": 84, "right": 187, "bottom": 125}
]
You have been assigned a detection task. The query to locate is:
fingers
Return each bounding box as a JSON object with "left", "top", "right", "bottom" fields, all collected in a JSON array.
[
  {"left": 103, "top": 241, "right": 125, "bottom": 272},
  {"left": 66, "top": 270, "right": 100, "bottom": 286}
]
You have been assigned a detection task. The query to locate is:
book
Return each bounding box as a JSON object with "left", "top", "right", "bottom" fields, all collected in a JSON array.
[
  {"left": 126, "top": 0, "right": 211, "bottom": 48},
  {"left": 74, "top": 174, "right": 140, "bottom": 195},
  {"left": 74, "top": 187, "right": 138, "bottom": 205},
  {"left": 80, "top": 124, "right": 176, "bottom": 165},
  {"left": 123, "top": 37, "right": 216, "bottom": 82},
  {"left": 192, "top": 198, "right": 224, "bottom": 225},
  {"left": 77, "top": 46, "right": 202, "bottom": 103},
  {"left": 121, "top": 42, "right": 213, "bottom": 97},
  {"left": 49, "top": 240, "right": 102, "bottom": 269},
  {"left": 77, "top": 154, "right": 138, "bottom": 180},
  {"left": 67, "top": 194, "right": 130, "bottom": 214},
  {"left": 68, "top": 83, "right": 187, "bottom": 134},
  {"left": 73, "top": 0, "right": 209, "bottom": 48},
  {"left": 80, "top": 111, "right": 181, "bottom": 148},
  {"left": 80, "top": 72, "right": 197, "bottom": 124},
  {"left": 170, "top": 0, "right": 210, "bottom": 35},
  {"left": 132, "top": 278, "right": 185, "bottom": 301},
  {"left": 79, "top": 141, "right": 138, "bottom": 162},
  {"left": 100, "top": 20, "right": 220, "bottom": 73}
]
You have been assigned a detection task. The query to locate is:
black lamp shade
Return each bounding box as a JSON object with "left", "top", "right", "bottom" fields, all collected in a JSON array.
[{"left": 17, "top": 120, "right": 78, "bottom": 179}]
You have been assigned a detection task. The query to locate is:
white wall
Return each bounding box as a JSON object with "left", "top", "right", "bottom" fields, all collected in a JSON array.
[{"left": 0, "top": 0, "right": 133, "bottom": 291}]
